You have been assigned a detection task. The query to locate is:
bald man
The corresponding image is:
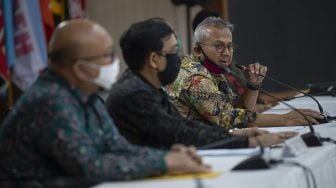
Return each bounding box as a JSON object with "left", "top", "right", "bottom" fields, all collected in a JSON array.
[{"left": 0, "top": 19, "right": 209, "bottom": 184}]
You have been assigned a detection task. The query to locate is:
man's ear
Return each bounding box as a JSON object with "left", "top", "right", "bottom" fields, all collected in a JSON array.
[
  {"left": 72, "top": 60, "right": 90, "bottom": 81},
  {"left": 193, "top": 46, "right": 203, "bottom": 59},
  {"left": 148, "top": 52, "right": 160, "bottom": 69}
]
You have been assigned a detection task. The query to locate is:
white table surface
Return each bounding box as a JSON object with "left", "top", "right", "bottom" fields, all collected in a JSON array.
[{"left": 93, "top": 96, "right": 336, "bottom": 188}]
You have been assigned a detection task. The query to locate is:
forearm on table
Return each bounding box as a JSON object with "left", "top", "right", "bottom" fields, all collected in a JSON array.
[{"left": 249, "top": 113, "right": 286, "bottom": 127}]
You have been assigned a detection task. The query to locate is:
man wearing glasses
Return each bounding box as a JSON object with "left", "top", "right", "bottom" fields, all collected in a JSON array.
[
  {"left": 167, "top": 17, "right": 323, "bottom": 129},
  {"left": 105, "top": 18, "right": 295, "bottom": 150}
]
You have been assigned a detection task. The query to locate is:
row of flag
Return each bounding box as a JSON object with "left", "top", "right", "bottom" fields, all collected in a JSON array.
[{"left": 0, "top": 0, "right": 85, "bottom": 95}]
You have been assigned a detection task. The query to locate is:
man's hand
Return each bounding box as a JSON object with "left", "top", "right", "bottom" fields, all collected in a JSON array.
[
  {"left": 230, "top": 127, "right": 269, "bottom": 137},
  {"left": 275, "top": 131, "right": 298, "bottom": 139},
  {"left": 283, "top": 109, "right": 324, "bottom": 125},
  {"left": 248, "top": 131, "right": 298, "bottom": 147},
  {"left": 165, "top": 144, "right": 211, "bottom": 174},
  {"left": 245, "top": 62, "right": 267, "bottom": 85}
]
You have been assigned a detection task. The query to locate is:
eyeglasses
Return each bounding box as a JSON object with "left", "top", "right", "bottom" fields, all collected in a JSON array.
[
  {"left": 198, "top": 42, "right": 236, "bottom": 53},
  {"left": 75, "top": 51, "right": 116, "bottom": 62}
]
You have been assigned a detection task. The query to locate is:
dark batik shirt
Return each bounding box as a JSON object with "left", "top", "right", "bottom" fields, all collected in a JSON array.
[
  {"left": 0, "top": 70, "right": 167, "bottom": 182},
  {"left": 105, "top": 69, "right": 248, "bottom": 149}
]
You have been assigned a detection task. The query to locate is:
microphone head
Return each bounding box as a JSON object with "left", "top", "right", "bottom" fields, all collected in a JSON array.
[
  {"left": 220, "top": 66, "right": 231, "bottom": 74},
  {"left": 215, "top": 64, "right": 231, "bottom": 74},
  {"left": 235, "top": 63, "right": 246, "bottom": 71}
]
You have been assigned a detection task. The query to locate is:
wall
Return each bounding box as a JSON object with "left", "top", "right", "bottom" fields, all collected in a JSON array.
[
  {"left": 85, "top": 0, "right": 202, "bottom": 72},
  {"left": 229, "top": 0, "right": 336, "bottom": 91}
]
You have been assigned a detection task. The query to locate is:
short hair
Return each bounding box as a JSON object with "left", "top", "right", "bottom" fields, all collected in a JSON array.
[
  {"left": 192, "top": 9, "right": 220, "bottom": 32},
  {"left": 48, "top": 43, "right": 78, "bottom": 65},
  {"left": 194, "top": 17, "right": 234, "bottom": 44},
  {"left": 120, "top": 18, "right": 174, "bottom": 70}
]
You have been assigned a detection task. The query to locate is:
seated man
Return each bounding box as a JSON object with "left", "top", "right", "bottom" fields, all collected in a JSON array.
[
  {"left": 167, "top": 17, "right": 323, "bottom": 129},
  {"left": 0, "top": 19, "right": 210, "bottom": 184},
  {"left": 106, "top": 18, "right": 293, "bottom": 150},
  {"left": 192, "top": 10, "right": 273, "bottom": 113}
]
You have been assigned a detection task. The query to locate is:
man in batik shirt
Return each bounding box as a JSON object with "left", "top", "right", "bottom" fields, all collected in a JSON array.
[
  {"left": 167, "top": 17, "right": 323, "bottom": 129},
  {"left": 0, "top": 19, "right": 210, "bottom": 185}
]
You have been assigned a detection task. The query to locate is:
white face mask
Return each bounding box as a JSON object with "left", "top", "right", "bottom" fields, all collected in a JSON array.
[{"left": 82, "top": 58, "right": 120, "bottom": 90}]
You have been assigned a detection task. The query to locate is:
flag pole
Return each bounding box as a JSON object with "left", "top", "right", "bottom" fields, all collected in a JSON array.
[
  {"left": 7, "top": 77, "right": 12, "bottom": 108},
  {"left": 222, "top": 0, "right": 229, "bottom": 21}
]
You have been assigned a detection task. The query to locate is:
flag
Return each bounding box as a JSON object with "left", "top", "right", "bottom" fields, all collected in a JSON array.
[
  {"left": 51, "top": 0, "right": 66, "bottom": 24},
  {"left": 11, "top": 0, "right": 47, "bottom": 90},
  {"left": 39, "top": 0, "right": 55, "bottom": 42},
  {"left": 0, "top": 0, "right": 9, "bottom": 94},
  {"left": 67, "top": 0, "right": 85, "bottom": 19},
  {"left": 3, "top": 0, "right": 14, "bottom": 69}
]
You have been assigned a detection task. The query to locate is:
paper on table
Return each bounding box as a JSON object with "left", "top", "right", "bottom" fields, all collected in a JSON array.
[
  {"left": 148, "top": 171, "right": 222, "bottom": 180},
  {"left": 261, "top": 126, "right": 306, "bottom": 133},
  {"left": 197, "top": 148, "right": 260, "bottom": 157}
]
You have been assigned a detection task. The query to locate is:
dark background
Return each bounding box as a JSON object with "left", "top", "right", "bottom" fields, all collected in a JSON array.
[{"left": 228, "top": 0, "right": 336, "bottom": 91}]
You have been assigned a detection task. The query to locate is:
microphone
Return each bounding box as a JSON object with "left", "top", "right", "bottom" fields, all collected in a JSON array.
[
  {"left": 231, "top": 138, "right": 271, "bottom": 171},
  {"left": 198, "top": 133, "right": 271, "bottom": 170},
  {"left": 235, "top": 63, "right": 329, "bottom": 123},
  {"left": 198, "top": 136, "right": 248, "bottom": 149},
  {"left": 283, "top": 95, "right": 306, "bottom": 101},
  {"left": 218, "top": 65, "right": 322, "bottom": 147}
]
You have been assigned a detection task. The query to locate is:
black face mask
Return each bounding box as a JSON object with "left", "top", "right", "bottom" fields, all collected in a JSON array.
[{"left": 158, "top": 53, "right": 181, "bottom": 86}]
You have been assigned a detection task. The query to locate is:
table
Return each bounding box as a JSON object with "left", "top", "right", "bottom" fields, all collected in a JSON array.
[{"left": 94, "top": 96, "right": 336, "bottom": 188}]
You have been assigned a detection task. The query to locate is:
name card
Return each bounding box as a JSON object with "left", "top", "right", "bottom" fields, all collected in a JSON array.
[{"left": 282, "top": 136, "right": 308, "bottom": 157}]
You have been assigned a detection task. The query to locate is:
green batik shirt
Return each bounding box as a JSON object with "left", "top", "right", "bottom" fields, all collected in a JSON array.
[
  {"left": 0, "top": 70, "right": 167, "bottom": 182},
  {"left": 167, "top": 56, "right": 257, "bottom": 129}
]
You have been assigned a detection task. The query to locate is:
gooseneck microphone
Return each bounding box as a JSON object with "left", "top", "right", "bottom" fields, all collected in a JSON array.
[
  {"left": 235, "top": 63, "right": 329, "bottom": 123},
  {"left": 198, "top": 131, "right": 271, "bottom": 170},
  {"left": 198, "top": 136, "right": 247, "bottom": 149},
  {"left": 231, "top": 138, "right": 270, "bottom": 171},
  {"left": 218, "top": 64, "right": 323, "bottom": 147}
]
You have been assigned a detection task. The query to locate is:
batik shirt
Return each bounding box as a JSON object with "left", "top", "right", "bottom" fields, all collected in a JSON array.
[
  {"left": 0, "top": 70, "right": 166, "bottom": 181},
  {"left": 105, "top": 69, "right": 248, "bottom": 149},
  {"left": 167, "top": 56, "right": 257, "bottom": 129}
]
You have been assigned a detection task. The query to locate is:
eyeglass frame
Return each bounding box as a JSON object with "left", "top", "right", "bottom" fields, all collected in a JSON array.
[
  {"left": 156, "top": 49, "right": 181, "bottom": 57},
  {"left": 74, "top": 51, "right": 117, "bottom": 62},
  {"left": 197, "top": 41, "right": 236, "bottom": 53}
]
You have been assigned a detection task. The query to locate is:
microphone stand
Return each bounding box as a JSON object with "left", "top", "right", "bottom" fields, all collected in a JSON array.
[
  {"left": 220, "top": 65, "right": 322, "bottom": 147},
  {"left": 198, "top": 134, "right": 271, "bottom": 170},
  {"left": 231, "top": 138, "right": 270, "bottom": 170},
  {"left": 235, "top": 64, "right": 329, "bottom": 123}
]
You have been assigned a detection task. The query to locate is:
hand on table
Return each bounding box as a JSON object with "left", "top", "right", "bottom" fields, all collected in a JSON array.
[{"left": 165, "top": 144, "right": 211, "bottom": 174}]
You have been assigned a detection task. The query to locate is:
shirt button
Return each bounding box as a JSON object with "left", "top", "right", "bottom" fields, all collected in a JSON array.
[{"left": 79, "top": 147, "right": 87, "bottom": 154}]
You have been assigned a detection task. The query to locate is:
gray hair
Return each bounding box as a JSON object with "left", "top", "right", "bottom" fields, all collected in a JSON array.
[{"left": 194, "top": 17, "right": 234, "bottom": 44}]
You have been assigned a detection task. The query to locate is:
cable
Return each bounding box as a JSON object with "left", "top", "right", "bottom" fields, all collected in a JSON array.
[
  {"left": 326, "top": 115, "right": 336, "bottom": 121},
  {"left": 320, "top": 137, "right": 336, "bottom": 144},
  {"left": 270, "top": 160, "right": 317, "bottom": 188},
  {"left": 283, "top": 95, "right": 306, "bottom": 101},
  {"left": 193, "top": 174, "right": 205, "bottom": 188}
]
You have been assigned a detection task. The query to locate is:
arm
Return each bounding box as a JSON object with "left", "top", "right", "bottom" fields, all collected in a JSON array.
[
  {"left": 250, "top": 113, "right": 288, "bottom": 127},
  {"left": 239, "top": 63, "right": 268, "bottom": 111},
  {"left": 34, "top": 98, "right": 167, "bottom": 181},
  {"left": 250, "top": 109, "right": 323, "bottom": 127},
  {"left": 180, "top": 75, "right": 254, "bottom": 129},
  {"left": 240, "top": 89, "right": 259, "bottom": 111},
  {"left": 109, "top": 90, "right": 248, "bottom": 149}
]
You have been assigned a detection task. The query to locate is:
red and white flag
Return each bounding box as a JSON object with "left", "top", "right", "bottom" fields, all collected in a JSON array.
[
  {"left": 12, "top": 0, "right": 47, "bottom": 90},
  {"left": 0, "top": 1, "right": 9, "bottom": 93}
]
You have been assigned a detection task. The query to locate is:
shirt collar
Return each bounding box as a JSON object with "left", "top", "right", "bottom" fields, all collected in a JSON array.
[{"left": 42, "top": 69, "right": 96, "bottom": 104}]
